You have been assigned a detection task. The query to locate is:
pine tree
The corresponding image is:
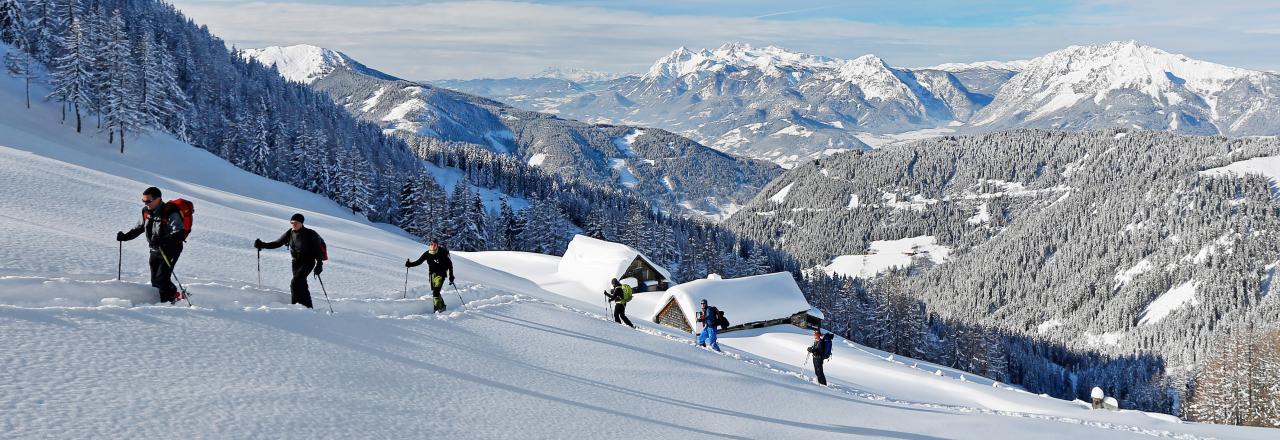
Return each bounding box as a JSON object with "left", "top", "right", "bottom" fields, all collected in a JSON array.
[
  {"left": 82, "top": 4, "right": 107, "bottom": 129},
  {"left": 496, "top": 197, "right": 522, "bottom": 250},
  {"left": 297, "top": 127, "right": 330, "bottom": 194},
  {"left": 418, "top": 175, "right": 447, "bottom": 241},
  {"left": 621, "top": 209, "right": 647, "bottom": 251},
  {"left": 26, "top": 0, "right": 56, "bottom": 63},
  {"left": 397, "top": 173, "right": 423, "bottom": 236},
  {"left": 583, "top": 209, "right": 607, "bottom": 240},
  {"left": 49, "top": 16, "right": 91, "bottom": 132},
  {"left": 747, "top": 241, "right": 771, "bottom": 275},
  {"left": 100, "top": 9, "right": 141, "bottom": 153},
  {"left": 651, "top": 219, "right": 677, "bottom": 267},
  {"left": 450, "top": 187, "right": 487, "bottom": 251},
  {"left": 518, "top": 197, "right": 570, "bottom": 255},
  {"left": 335, "top": 146, "right": 374, "bottom": 214},
  {"left": 0, "top": 0, "right": 23, "bottom": 45},
  {"left": 3, "top": 28, "right": 35, "bottom": 109},
  {"left": 132, "top": 22, "right": 185, "bottom": 130},
  {"left": 246, "top": 107, "right": 271, "bottom": 175}
]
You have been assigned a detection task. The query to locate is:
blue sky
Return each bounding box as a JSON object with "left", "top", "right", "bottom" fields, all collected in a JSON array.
[{"left": 172, "top": 0, "right": 1280, "bottom": 80}]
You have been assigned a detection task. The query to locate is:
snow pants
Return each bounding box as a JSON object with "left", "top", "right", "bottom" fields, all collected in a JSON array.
[
  {"left": 813, "top": 357, "right": 827, "bottom": 385},
  {"left": 431, "top": 273, "right": 446, "bottom": 313},
  {"left": 290, "top": 259, "right": 315, "bottom": 309},
  {"left": 613, "top": 302, "right": 634, "bottom": 328},
  {"left": 698, "top": 326, "right": 720, "bottom": 351},
  {"left": 148, "top": 247, "right": 181, "bottom": 303}
]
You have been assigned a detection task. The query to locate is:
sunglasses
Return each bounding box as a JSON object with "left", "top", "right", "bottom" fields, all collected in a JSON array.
[
  {"left": 289, "top": 221, "right": 300, "bottom": 225},
  {"left": 142, "top": 198, "right": 155, "bottom": 204}
]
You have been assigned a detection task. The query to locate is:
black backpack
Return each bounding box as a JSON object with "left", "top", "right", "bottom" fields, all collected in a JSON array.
[
  {"left": 702, "top": 306, "right": 719, "bottom": 325},
  {"left": 821, "top": 334, "right": 834, "bottom": 359}
]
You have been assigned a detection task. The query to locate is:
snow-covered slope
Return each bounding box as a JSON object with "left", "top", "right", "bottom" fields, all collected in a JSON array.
[
  {"left": 973, "top": 41, "right": 1280, "bottom": 135},
  {"left": 243, "top": 45, "right": 780, "bottom": 220},
  {"left": 0, "top": 62, "right": 1271, "bottom": 438}
]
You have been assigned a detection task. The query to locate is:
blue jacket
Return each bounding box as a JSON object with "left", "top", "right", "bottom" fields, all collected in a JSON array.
[{"left": 699, "top": 306, "right": 718, "bottom": 327}]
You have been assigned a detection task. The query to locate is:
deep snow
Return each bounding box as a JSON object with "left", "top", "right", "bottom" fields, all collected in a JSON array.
[{"left": 0, "top": 43, "right": 1274, "bottom": 439}]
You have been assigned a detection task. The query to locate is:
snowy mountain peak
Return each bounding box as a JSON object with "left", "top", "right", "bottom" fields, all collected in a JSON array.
[
  {"left": 241, "top": 44, "right": 399, "bottom": 84},
  {"left": 239, "top": 44, "right": 352, "bottom": 84},
  {"left": 642, "top": 43, "right": 836, "bottom": 81},
  {"left": 1020, "top": 40, "right": 1253, "bottom": 94},
  {"left": 973, "top": 40, "right": 1276, "bottom": 130}
]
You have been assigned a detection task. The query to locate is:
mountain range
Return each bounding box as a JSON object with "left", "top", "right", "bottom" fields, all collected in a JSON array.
[
  {"left": 438, "top": 41, "right": 1280, "bottom": 168},
  {"left": 242, "top": 45, "right": 781, "bottom": 220}
]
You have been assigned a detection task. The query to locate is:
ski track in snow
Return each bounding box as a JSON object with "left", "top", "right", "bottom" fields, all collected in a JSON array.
[
  {"left": 0, "top": 270, "right": 1215, "bottom": 439},
  {"left": 510, "top": 297, "right": 1214, "bottom": 440}
]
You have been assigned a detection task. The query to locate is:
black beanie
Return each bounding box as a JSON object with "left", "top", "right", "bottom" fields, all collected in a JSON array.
[{"left": 290, "top": 213, "right": 305, "bottom": 223}]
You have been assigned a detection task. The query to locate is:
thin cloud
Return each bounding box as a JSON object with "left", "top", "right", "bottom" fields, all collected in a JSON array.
[{"left": 752, "top": 5, "right": 836, "bottom": 20}]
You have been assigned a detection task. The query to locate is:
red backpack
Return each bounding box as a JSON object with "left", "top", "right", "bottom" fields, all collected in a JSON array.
[{"left": 144, "top": 198, "right": 195, "bottom": 242}]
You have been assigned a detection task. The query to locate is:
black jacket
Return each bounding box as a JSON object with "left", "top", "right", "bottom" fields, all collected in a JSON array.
[
  {"left": 121, "top": 203, "right": 185, "bottom": 251},
  {"left": 261, "top": 227, "right": 326, "bottom": 261},
  {"left": 807, "top": 334, "right": 834, "bottom": 360},
  {"left": 408, "top": 246, "right": 453, "bottom": 277}
]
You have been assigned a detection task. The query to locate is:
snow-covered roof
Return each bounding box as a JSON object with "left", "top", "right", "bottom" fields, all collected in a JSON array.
[
  {"left": 557, "top": 235, "right": 671, "bottom": 290},
  {"left": 653, "top": 272, "right": 817, "bottom": 332}
]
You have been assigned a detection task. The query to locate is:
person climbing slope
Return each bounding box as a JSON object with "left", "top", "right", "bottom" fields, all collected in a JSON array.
[
  {"left": 604, "top": 278, "right": 635, "bottom": 328},
  {"left": 117, "top": 187, "right": 192, "bottom": 304},
  {"left": 406, "top": 240, "right": 455, "bottom": 313},
  {"left": 255, "top": 213, "right": 327, "bottom": 309}
]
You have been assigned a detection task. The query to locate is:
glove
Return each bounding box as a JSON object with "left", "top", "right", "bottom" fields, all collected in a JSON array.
[
  {"left": 313, "top": 261, "right": 323, "bottom": 275},
  {"left": 404, "top": 259, "right": 412, "bottom": 267},
  {"left": 449, "top": 275, "right": 456, "bottom": 285},
  {"left": 253, "top": 239, "right": 264, "bottom": 249},
  {"left": 116, "top": 231, "right": 126, "bottom": 241}
]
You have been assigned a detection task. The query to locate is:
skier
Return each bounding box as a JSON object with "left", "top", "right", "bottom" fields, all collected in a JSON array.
[
  {"left": 604, "top": 278, "right": 635, "bottom": 328},
  {"left": 116, "top": 187, "right": 187, "bottom": 303},
  {"left": 405, "top": 240, "right": 454, "bottom": 313},
  {"left": 696, "top": 299, "right": 721, "bottom": 352},
  {"left": 254, "top": 213, "right": 325, "bottom": 309},
  {"left": 806, "top": 330, "right": 834, "bottom": 385}
]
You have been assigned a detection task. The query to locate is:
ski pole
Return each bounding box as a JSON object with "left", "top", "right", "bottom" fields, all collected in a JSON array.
[
  {"left": 160, "top": 250, "right": 193, "bottom": 307},
  {"left": 451, "top": 282, "right": 464, "bottom": 310},
  {"left": 256, "top": 249, "right": 262, "bottom": 290},
  {"left": 315, "top": 273, "right": 334, "bottom": 314},
  {"left": 403, "top": 267, "right": 409, "bottom": 299},
  {"left": 804, "top": 352, "right": 811, "bottom": 370},
  {"left": 117, "top": 242, "right": 122, "bottom": 281}
]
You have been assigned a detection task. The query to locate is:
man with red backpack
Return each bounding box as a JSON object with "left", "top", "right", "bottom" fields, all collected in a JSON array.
[
  {"left": 254, "top": 213, "right": 326, "bottom": 309},
  {"left": 116, "top": 187, "right": 192, "bottom": 304}
]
